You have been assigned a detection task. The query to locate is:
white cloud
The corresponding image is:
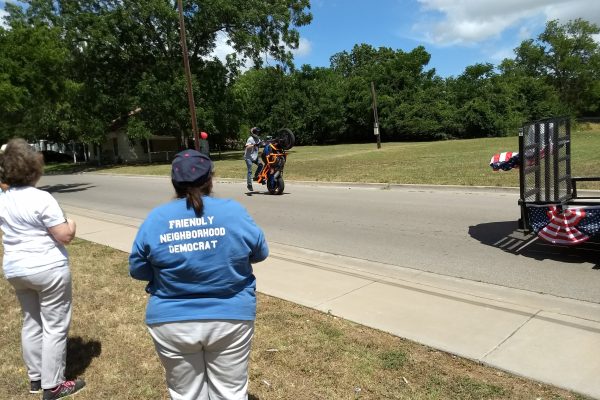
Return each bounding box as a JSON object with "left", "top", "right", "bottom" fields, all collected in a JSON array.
[
  {"left": 517, "top": 25, "right": 532, "bottom": 41},
  {"left": 543, "top": 1, "right": 600, "bottom": 25},
  {"left": 488, "top": 47, "right": 515, "bottom": 63},
  {"left": 211, "top": 31, "right": 312, "bottom": 67},
  {"left": 291, "top": 37, "right": 312, "bottom": 57},
  {"left": 212, "top": 31, "right": 235, "bottom": 62},
  {"left": 1, "top": 9, "right": 8, "bottom": 29},
  {"left": 415, "top": 0, "right": 600, "bottom": 45}
]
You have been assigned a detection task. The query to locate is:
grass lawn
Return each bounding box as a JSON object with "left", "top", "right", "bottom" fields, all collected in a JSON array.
[
  {"left": 0, "top": 240, "right": 589, "bottom": 399},
  {"left": 46, "top": 126, "right": 600, "bottom": 190}
]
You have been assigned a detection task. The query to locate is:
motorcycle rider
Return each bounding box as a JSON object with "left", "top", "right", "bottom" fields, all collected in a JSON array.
[{"left": 244, "top": 127, "right": 263, "bottom": 192}]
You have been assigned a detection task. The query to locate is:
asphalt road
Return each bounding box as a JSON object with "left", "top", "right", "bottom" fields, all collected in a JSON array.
[{"left": 38, "top": 173, "right": 600, "bottom": 303}]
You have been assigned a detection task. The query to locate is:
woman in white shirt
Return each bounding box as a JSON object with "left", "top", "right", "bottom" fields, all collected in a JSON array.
[{"left": 0, "top": 138, "right": 85, "bottom": 400}]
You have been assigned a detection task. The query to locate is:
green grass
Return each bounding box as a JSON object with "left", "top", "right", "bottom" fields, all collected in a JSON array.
[{"left": 47, "top": 128, "right": 600, "bottom": 190}]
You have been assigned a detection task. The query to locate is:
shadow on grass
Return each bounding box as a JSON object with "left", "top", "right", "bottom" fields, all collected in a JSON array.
[
  {"left": 38, "top": 183, "right": 95, "bottom": 194},
  {"left": 65, "top": 336, "right": 102, "bottom": 379},
  {"left": 469, "top": 220, "right": 600, "bottom": 269}
]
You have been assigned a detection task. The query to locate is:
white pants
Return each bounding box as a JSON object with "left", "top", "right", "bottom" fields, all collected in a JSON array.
[
  {"left": 8, "top": 266, "right": 72, "bottom": 389},
  {"left": 148, "top": 320, "right": 254, "bottom": 400}
]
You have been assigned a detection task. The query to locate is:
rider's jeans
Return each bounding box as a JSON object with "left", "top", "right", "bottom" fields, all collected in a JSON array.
[{"left": 245, "top": 158, "right": 263, "bottom": 186}]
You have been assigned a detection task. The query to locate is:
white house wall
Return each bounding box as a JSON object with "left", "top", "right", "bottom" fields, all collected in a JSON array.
[{"left": 89, "top": 131, "right": 180, "bottom": 164}]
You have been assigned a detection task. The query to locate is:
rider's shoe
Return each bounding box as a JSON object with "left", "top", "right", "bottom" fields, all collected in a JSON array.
[{"left": 247, "top": 184, "right": 253, "bottom": 192}]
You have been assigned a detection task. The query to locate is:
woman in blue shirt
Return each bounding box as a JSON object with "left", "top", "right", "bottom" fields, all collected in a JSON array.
[{"left": 129, "top": 149, "right": 268, "bottom": 400}]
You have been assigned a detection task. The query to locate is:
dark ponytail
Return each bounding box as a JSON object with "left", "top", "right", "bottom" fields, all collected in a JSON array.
[{"left": 173, "top": 175, "right": 213, "bottom": 216}]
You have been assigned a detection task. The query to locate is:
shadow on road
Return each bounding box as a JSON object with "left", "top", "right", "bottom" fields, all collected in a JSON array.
[
  {"left": 38, "top": 183, "right": 95, "bottom": 193},
  {"left": 245, "top": 190, "right": 288, "bottom": 196},
  {"left": 469, "top": 220, "right": 600, "bottom": 269}
]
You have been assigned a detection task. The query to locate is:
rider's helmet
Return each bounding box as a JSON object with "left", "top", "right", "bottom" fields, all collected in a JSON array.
[{"left": 250, "top": 127, "right": 261, "bottom": 136}]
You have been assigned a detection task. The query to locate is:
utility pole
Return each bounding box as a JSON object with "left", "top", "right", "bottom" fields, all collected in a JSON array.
[
  {"left": 177, "top": 0, "right": 200, "bottom": 151},
  {"left": 371, "top": 81, "right": 381, "bottom": 149}
]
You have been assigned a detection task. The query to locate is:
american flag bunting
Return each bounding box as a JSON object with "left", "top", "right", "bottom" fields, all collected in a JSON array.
[{"left": 527, "top": 205, "right": 600, "bottom": 245}]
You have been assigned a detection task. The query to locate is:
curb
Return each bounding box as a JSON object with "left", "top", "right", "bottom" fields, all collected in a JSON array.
[{"left": 76, "top": 171, "right": 600, "bottom": 197}]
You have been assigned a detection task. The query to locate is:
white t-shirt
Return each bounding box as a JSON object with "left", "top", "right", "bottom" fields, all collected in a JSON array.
[
  {"left": 0, "top": 186, "right": 69, "bottom": 278},
  {"left": 244, "top": 136, "right": 259, "bottom": 161}
]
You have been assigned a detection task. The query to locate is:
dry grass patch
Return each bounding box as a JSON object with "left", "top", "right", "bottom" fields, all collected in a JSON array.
[{"left": 0, "top": 240, "right": 590, "bottom": 399}]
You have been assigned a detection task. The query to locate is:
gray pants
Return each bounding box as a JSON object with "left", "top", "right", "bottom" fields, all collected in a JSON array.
[
  {"left": 8, "top": 266, "right": 72, "bottom": 389},
  {"left": 148, "top": 320, "right": 254, "bottom": 400}
]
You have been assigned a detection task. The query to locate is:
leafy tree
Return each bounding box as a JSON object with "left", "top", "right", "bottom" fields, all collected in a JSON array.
[
  {"left": 498, "top": 59, "right": 564, "bottom": 122},
  {"left": 330, "top": 44, "right": 444, "bottom": 141},
  {"left": 510, "top": 18, "right": 600, "bottom": 116},
  {"left": 449, "top": 63, "right": 522, "bottom": 138},
  {"left": 60, "top": 0, "right": 311, "bottom": 143},
  {"left": 0, "top": 3, "right": 80, "bottom": 143},
  {"left": 2, "top": 0, "right": 312, "bottom": 146},
  {"left": 286, "top": 65, "right": 345, "bottom": 144}
]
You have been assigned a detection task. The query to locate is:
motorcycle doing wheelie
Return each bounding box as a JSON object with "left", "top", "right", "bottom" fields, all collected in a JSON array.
[{"left": 256, "top": 128, "right": 295, "bottom": 195}]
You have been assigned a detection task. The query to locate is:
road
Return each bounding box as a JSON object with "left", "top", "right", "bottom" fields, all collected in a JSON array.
[{"left": 38, "top": 173, "right": 600, "bottom": 303}]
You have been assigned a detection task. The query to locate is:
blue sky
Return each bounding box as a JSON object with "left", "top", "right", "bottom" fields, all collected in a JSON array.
[
  {"left": 2, "top": 0, "right": 600, "bottom": 78},
  {"left": 291, "top": 0, "right": 600, "bottom": 77}
]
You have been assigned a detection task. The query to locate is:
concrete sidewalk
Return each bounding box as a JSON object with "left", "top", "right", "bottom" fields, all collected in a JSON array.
[{"left": 66, "top": 204, "right": 600, "bottom": 399}]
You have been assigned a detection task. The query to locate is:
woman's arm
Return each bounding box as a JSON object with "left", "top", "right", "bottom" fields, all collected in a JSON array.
[
  {"left": 250, "top": 229, "right": 269, "bottom": 263},
  {"left": 48, "top": 218, "right": 76, "bottom": 245},
  {"left": 129, "top": 229, "right": 153, "bottom": 281}
]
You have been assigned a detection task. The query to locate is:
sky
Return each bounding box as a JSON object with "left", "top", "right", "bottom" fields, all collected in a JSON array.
[
  {"left": 2, "top": 0, "right": 600, "bottom": 78},
  {"left": 290, "top": 0, "right": 600, "bottom": 77}
]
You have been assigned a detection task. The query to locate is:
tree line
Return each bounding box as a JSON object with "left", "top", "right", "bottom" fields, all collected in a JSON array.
[{"left": 1, "top": 1, "right": 599, "bottom": 150}]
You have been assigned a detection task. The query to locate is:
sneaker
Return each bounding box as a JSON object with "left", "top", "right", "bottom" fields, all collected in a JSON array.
[
  {"left": 43, "top": 379, "right": 85, "bottom": 400},
  {"left": 247, "top": 184, "right": 253, "bottom": 192},
  {"left": 252, "top": 176, "right": 259, "bottom": 181},
  {"left": 30, "top": 380, "right": 42, "bottom": 394}
]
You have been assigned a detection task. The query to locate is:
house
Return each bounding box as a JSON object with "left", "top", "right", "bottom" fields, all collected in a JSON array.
[
  {"left": 88, "top": 130, "right": 181, "bottom": 164},
  {"left": 26, "top": 108, "right": 204, "bottom": 164},
  {"left": 86, "top": 107, "right": 182, "bottom": 164}
]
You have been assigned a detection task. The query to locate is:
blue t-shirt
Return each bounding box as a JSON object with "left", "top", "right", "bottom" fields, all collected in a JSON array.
[{"left": 129, "top": 196, "right": 269, "bottom": 325}]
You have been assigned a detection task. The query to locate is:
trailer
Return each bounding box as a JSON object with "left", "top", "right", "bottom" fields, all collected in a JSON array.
[{"left": 517, "top": 117, "right": 600, "bottom": 245}]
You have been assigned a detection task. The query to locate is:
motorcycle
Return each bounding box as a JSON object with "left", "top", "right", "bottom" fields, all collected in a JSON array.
[{"left": 256, "top": 128, "right": 295, "bottom": 195}]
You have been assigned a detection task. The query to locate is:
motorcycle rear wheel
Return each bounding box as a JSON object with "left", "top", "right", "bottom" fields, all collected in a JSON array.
[
  {"left": 267, "top": 176, "right": 285, "bottom": 195},
  {"left": 275, "top": 176, "right": 284, "bottom": 195}
]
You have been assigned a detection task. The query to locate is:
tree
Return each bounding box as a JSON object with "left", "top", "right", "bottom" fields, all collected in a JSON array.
[
  {"left": 287, "top": 65, "right": 346, "bottom": 144},
  {"left": 60, "top": 0, "right": 311, "bottom": 143},
  {"left": 498, "top": 59, "right": 564, "bottom": 122},
  {"left": 510, "top": 19, "right": 600, "bottom": 116},
  {"left": 0, "top": 3, "right": 79, "bottom": 143},
  {"left": 330, "top": 44, "right": 444, "bottom": 141},
  {"left": 2, "top": 0, "right": 312, "bottom": 144},
  {"left": 449, "top": 63, "right": 523, "bottom": 138}
]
